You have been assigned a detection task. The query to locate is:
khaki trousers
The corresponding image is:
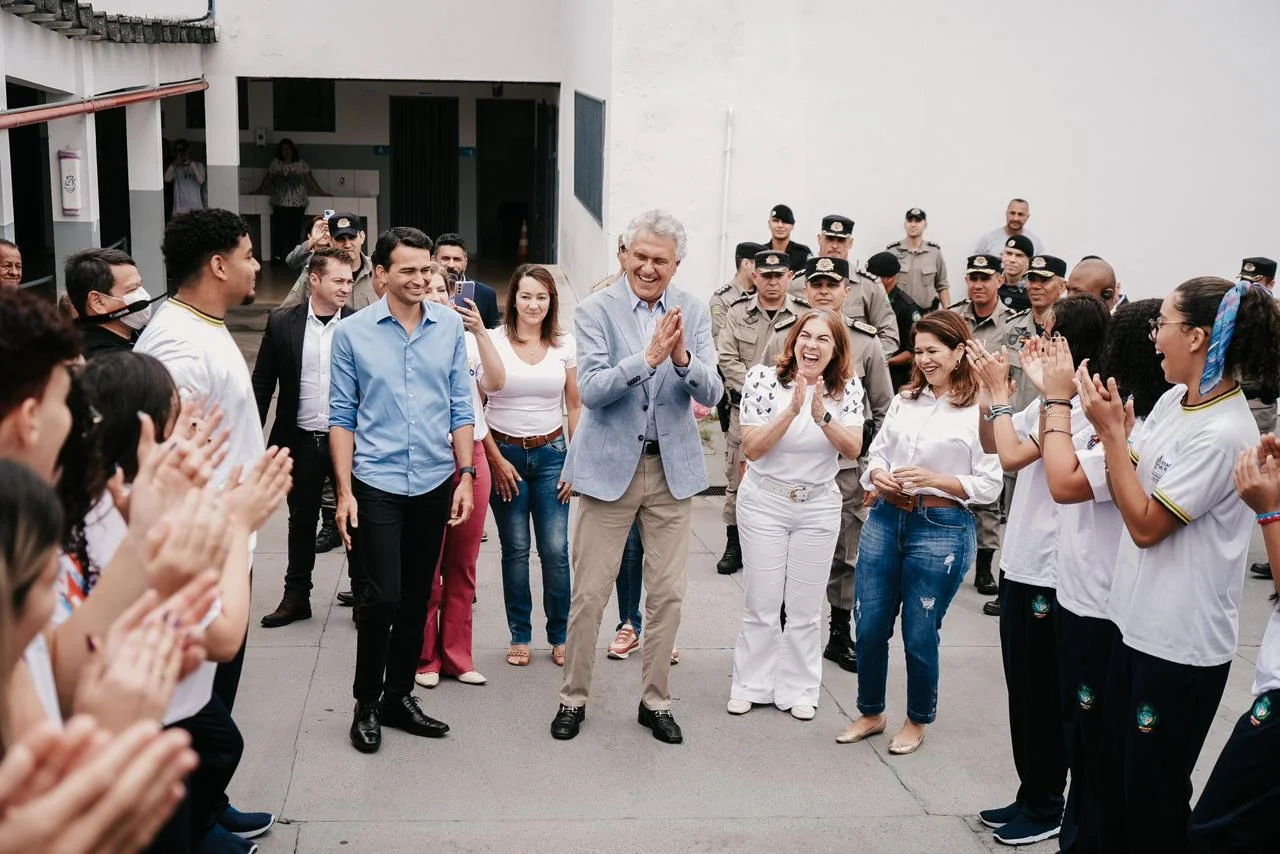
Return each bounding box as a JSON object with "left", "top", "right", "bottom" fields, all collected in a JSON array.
[
  {"left": 1249, "top": 396, "right": 1277, "bottom": 436},
  {"left": 561, "top": 454, "right": 691, "bottom": 710},
  {"left": 825, "top": 465, "right": 869, "bottom": 610}
]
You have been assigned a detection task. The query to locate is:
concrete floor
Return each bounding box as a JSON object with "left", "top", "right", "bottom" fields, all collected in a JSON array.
[{"left": 225, "top": 264, "right": 1276, "bottom": 853}]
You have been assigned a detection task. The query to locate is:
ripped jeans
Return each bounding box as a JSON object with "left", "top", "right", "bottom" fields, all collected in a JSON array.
[{"left": 853, "top": 499, "right": 975, "bottom": 724}]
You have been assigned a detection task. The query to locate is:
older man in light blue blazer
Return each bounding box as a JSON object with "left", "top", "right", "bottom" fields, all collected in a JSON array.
[{"left": 551, "top": 210, "right": 723, "bottom": 745}]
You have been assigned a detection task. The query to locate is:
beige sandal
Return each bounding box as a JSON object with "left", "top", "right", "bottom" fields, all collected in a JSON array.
[
  {"left": 506, "top": 645, "right": 530, "bottom": 666},
  {"left": 551, "top": 644, "right": 566, "bottom": 666}
]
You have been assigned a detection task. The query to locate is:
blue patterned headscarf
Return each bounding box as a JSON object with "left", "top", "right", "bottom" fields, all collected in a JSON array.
[{"left": 1199, "top": 280, "right": 1254, "bottom": 394}]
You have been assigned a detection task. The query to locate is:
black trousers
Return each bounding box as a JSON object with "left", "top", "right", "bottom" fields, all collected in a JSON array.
[
  {"left": 1056, "top": 607, "right": 1120, "bottom": 853},
  {"left": 284, "top": 431, "right": 332, "bottom": 599},
  {"left": 1188, "top": 688, "right": 1280, "bottom": 853},
  {"left": 999, "top": 578, "right": 1068, "bottom": 823},
  {"left": 271, "top": 204, "right": 305, "bottom": 260},
  {"left": 351, "top": 476, "right": 451, "bottom": 702},
  {"left": 1098, "top": 638, "right": 1229, "bottom": 854}
]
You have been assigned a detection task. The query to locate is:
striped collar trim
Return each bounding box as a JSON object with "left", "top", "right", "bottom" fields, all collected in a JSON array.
[
  {"left": 1180, "top": 385, "right": 1242, "bottom": 412},
  {"left": 169, "top": 298, "right": 226, "bottom": 327}
]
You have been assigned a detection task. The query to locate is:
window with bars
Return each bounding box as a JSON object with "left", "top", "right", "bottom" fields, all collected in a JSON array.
[{"left": 574, "top": 91, "right": 605, "bottom": 224}]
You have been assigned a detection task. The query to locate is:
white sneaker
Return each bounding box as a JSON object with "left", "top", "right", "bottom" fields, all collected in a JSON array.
[
  {"left": 457, "top": 670, "right": 487, "bottom": 685},
  {"left": 726, "top": 698, "right": 752, "bottom": 715},
  {"left": 414, "top": 671, "right": 440, "bottom": 688},
  {"left": 790, "top": 704, "right": 816, "bottom": 721}
]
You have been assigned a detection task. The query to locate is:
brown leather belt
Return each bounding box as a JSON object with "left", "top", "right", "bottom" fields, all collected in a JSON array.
[
  {"left": 881, "top": 491, "right": 962, "bottom": 512},
  {"left": 490, "top": 426, "right": 564, "bottom": 449}
]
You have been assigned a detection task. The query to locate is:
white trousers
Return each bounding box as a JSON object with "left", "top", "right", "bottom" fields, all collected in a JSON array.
[{"left": 730, "top": 470, "right": 842, "bottom": 709}]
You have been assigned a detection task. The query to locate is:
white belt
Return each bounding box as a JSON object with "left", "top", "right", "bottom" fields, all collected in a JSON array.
[{"left": 749, "top": 472, "right": 834, "bottom": 503}]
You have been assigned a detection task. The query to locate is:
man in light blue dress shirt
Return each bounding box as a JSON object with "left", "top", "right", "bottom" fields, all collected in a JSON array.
[{"left": 329, "top": 226, "right": 476, "bottom": 754}]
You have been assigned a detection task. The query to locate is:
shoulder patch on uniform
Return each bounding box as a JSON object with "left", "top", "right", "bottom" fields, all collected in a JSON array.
[
  {"left": 948, "top": 299, "right": 969, "bottom": 309},
  {"left": 729, "top": 291, "right": 751, "bottom": 305},
  {"left": 710, "top": 304, "right": 723, "bottom": 316},
  {"left": 774, "top": 316, "right": 797, "bottom": 331},
  {"left": 1008, "top": 308, "right": 1030, "bottom": 320},
  {"left": 927, "top": 241, "right": 940, "bottom": 248},
  {"left": 791, "top": 295, "right": 810, "bottom": 308},
  {"left": 886, "top": 240, "right": 903, "bottom": 249},
  {"left": 713, "top": 282, "right": 733, "bottom": 296},
  {"left": 845, "top": 318, "right": 878, "bottom": 336}
]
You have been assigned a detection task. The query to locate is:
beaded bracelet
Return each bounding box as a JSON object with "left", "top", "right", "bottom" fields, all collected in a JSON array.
[
  {"left": 984, "top": 405, "right": 1015, "bottom": 422},
  {"left": 1259, "top": 510, "right": 1280, "bottom": 526}
]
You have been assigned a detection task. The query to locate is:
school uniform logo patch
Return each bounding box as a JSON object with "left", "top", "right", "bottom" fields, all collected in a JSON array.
[
  {"left": 1151, "top": 456, "right": 1171, "bottom": 485},
  {"left": 1078, "top": 683, "right": 1095, "bottom": 711},
  {"left": 1251, "top": 695, "right": 1272, "bottom": 726},
  {"left": 1031, "top": 593, "right": 1051, "bottom": 619},
  {"left": 1136, "top": 703, "right": 1159, "bottom": 733}
]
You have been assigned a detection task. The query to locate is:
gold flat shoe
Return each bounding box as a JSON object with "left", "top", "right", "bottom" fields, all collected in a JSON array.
[
  {"left": 835, "top": 719, "right": 886, "bottom": 744},
  {"left": 888, "top": 728, "right": 927, "bottom": 755}
]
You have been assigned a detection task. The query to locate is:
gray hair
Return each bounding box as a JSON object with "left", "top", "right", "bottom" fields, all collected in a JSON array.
[{"left": 622, "top": 209, "right": 688, "bottom": 262}]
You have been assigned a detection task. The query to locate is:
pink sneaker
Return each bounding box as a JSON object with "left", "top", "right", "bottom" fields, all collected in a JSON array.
[{"left": 607, "top": 624, "right": 640, "bottom": 659}]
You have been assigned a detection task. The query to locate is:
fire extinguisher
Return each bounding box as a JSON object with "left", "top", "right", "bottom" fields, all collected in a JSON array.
[{"left": 59, "top": 148, "right": 83, "bottom": 216}]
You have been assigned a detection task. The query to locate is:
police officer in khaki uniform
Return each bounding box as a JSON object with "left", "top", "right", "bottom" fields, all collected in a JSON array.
[
  {"left": 950, "top": 254, "right": 1015, "bottom": 598},
  {"left": 762, "top": 204, "right": 811, "bottom": 273},
  {"left": 760, "top": 256, "right": 893, "bottom": 672},
  {"left": 866, "top": 251, "right": 923, "bottom": 391},
  {"left": 715, "top": 249, "right": 807, "bottom": 574},
  {"left": 886, "top": 208, "right": 951, "bottom": 310},
  {"left": 710, "top": 242, "right": 763, "bottom": 339}
]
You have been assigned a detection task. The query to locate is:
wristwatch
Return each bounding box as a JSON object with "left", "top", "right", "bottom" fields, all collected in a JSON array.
[
  {"left": 821, "top": 411, "right": 833, "bottom": 426},
  {"left": 458, "top": 466, "right": 477, "bottom": 478}
]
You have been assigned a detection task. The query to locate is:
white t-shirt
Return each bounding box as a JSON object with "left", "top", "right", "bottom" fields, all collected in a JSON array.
[
  {"left": 739, "top": 364, "right": 864, "bottom": 485},
  {"left": 463, "top": 332, "right": 489, "bottom": 442},
  {"left": 1054, "top": 419, "right": 1145, "bottom": 620},
  {"left": 135, "top": 300, "right": 266, "bottom": 489},
  {"left": 1253, "top": 604, "right": 1280, "bottom": 696},
  {"left": 861, "top": 387, "right": 1003, "bottom": 505},
  {"left": 1001, "top": 398, "right": 1090, "bottom": 587},
  {"left": 1108, "top": 385, "right": 1257, "bottom": 667},
  {"left": 22, "top": 635, "right": 62, "bottom": 724},
  {"left": 479, "top": 328, "right": 575, "bottom": 437}
]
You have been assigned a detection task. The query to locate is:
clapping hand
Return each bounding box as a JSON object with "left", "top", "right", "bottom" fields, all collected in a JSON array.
[
  {"left": 964, "top": 340, "right": 1013, "bottom": 403},
  {"left": 644, "top": 308, "right": 688, "bottom": 369},
  {"left": 1040, "top": 336, "right": 1077, "bottom": 400},
  {"left": 1020, "top": 337, "right": 1047, "bottom": 393},
  {"left": 1236, "top": 444, "right": 1280, "bottom": 514},
  {"left": 788, "top": 382, "right": 805, "bottom": 416},
  {"left": 809, "top": 378, "right": 828, "bottom": 425},
  {"left": 224, "top": 447, "right": 293, "bottom": 532},
  {"left": 1076, "top": 362, "right": 1129, "bottom": 442},
  {"left": 144, "top": 488, "right": 230, "bottom": 594}
]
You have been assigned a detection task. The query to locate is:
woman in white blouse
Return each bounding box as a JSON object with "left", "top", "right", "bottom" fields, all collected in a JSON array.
[
  {"left": 839, "top": 310, "right": 1002, "bottom": 753},
  {"left": 481, "top": 264, "right": 582, "bottom": 668},
  {"left": 728, "top": 309, "right": 865, "bottom": 721},
  {"left": 417, "top": 267, "right": 504, "bottom": 687}
]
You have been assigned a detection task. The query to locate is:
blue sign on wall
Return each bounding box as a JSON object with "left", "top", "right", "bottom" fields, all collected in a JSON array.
[
  {"left": 373, "top": 145, "right": 391, "bottom": 156},
  {"left": 459, "top": 147, "right": 476, "bottom": 158}
]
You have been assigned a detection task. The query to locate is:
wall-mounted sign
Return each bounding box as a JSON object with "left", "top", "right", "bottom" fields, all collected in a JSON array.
[{"left": 458, "top": 147, "right": 476, "bottom": 158}]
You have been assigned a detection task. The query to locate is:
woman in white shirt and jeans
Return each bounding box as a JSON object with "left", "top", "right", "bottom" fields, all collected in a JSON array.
[
  {"left": 841, "top": 310, "right": 1002, "bottom": 754},
  {"left": 728, "top": 309, "right": 864, "bottom": 721},
  {"left": 482, "top": 264, "right": 582, "bottom": 668}
]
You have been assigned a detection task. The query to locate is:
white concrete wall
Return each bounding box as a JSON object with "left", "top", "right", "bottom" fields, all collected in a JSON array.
[
  {"left": 203, "top": 0, "right": 564, "bottom": 82},
  {"left": 607, "top": 0, "right": 1280, "bottom": 301},
  {"left": 556, "top": 0, "right": 613, "bottom": 289}
]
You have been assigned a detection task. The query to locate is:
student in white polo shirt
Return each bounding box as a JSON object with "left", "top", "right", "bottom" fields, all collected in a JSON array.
[
  {"left": 1189, "top": 434, "right": 1280, "bottom": 852},
  {"left": 1078, "top": 276, "right": 1280, "bottom": 852},
  {"left": 967, "top": 293, "right": 1110, "bottom": 847},
  {"left": 1036, "top": 300, "right": 1170, "bottom": 854}
]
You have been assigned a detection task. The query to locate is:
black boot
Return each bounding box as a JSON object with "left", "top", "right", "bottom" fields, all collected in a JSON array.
[
  {"left": 1251, "top": 562, "right": 1273, "bottom": 579},
  {"left": 974, "top": 548, "right": 998, "bottom": 595},
  {"left": 315, "top": 508, "right": 342, "bottom": 553},
  {"left": 261, "top": 596, "right": 312, "bottom": 628},
  {"left": 982, "top": 569, "right": 1004, "bottom": 617},
  {"left": 823, "top": 607, "right": 857, "bottom": 673},
  {"left": 717, "top": 525, "right": 743, "bottom": 575}
]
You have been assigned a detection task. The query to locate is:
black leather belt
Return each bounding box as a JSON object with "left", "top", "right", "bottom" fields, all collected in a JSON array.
[{"left": 641, "top": 440, "right": 661, "bottom": 455}]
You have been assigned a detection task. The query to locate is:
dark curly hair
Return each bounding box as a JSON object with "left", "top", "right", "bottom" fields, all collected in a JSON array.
[
  {"left": 1098, "top": 299, "right": 1172, "bottom": 419},
  {"left": 0, "top": 288, "right": 81, "bottom": 423},
  {"left": 162, "top": 208, "right": 250, "bottom": 290},
  {"left": 56, "top": 352, "right": 176, "bottom": 588},
  {"left": 1174, "top": 276, "right": 1280, "bottom": 390},
  {"left": 1049, "top": 294, "right": 1110, "bottom": 370}
]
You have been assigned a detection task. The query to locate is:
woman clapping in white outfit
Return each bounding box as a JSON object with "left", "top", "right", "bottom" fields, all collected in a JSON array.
[{"left": 728, "top": 309, "right": 865, "bottom": 721}]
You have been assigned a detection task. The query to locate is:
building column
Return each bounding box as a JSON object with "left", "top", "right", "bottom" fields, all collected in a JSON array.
[
  {"left": 204, "top": 75, "right": 240, "bottom": 213},
  {"left": 0, "top": 45, "right": 13, "bottom": 242},
  {"left": 125, "top": 100, "right": 165, "bottom": 292},
  {"left": 47, "top": 114, "right": 101, "bottom": 291}
]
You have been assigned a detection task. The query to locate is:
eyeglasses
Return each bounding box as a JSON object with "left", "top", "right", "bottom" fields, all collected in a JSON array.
[{"left": 1147, "top": 317, "right": 1195, "bottom": 341}]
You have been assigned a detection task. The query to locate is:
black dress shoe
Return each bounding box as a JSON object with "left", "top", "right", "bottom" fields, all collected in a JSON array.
[
  {"left": 1251, "top": 562, "right": 1273, "bottom": 579},
  {"left": 637, "top": 702, "right": 684, "bottom": 744},
  {"left": 974, "top": 567, "right": 999, "bottom": 596},
  {"left": 982, "top": 599, "right": 1001, "bottom": 617},
  {"left": 336, "top": 589, "right": 355, "bottom": 606},
  {"left": 550, "top": 704, "right": 586, "bottom": 740},
  {"left": 379, "top": 694, "right": 449, "bottom": 738},
  {"left": 260, "top": 599, "right": 311, "bottom": 628},
  {"left": 315, "top": 522, "right": 343, "bottom": 554},
  {"left": 349, "top": 701, "right": 381, "bottom": 753},
  {"left": 823, "top": 639, "right": 858, "bottom": 673}
]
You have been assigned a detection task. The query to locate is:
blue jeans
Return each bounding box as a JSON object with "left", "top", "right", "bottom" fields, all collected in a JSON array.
[
  {"left": 615, "top": 523, "right": 644, "bottom": 633},
  {"left": 854, "top": 499, "right": 975, "bottom": 724},
  {"left": 489, "top": 438, "right": 571, "bottom": 645}
]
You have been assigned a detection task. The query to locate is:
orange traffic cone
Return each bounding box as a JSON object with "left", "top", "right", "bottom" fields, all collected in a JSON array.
[{"left": 517, "top": 219, "right": 529, "bottom": 260}]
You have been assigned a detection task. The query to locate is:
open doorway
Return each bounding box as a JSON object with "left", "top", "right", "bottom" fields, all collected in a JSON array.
[
  {"left": 389, "top": 96, "right": 459, "bottom": 239},
  {"left": 476, "top": 98, "right": 534, "bottom": 260}
]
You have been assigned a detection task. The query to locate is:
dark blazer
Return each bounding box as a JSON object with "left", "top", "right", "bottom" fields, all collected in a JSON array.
[
  {"left": 251, "top": 301, "right": 354, "bottom": 449},
  {"left": 472, "top": 280, "right": 502, "bottom": 329}
]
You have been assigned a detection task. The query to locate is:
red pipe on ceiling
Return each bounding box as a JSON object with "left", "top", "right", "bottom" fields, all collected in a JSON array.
[{"left": 0, "top": 79, "right": 209, "bottom": 130}]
